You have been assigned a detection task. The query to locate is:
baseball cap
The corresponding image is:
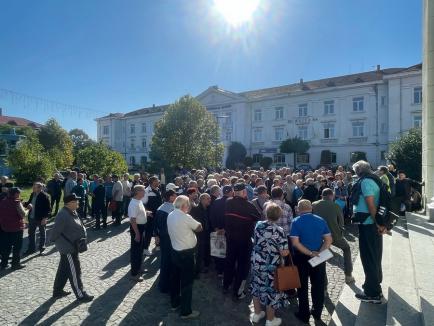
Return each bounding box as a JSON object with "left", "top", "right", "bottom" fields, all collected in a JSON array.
[
  {"left": 63, "top": 193, "right": 81, "bottom": 203},
  {"left": 222, "top": 185, "right": 233, "bottom": 194},
  {"left": 165, "top": 183, "right": 178, "bottom": 191},
  {"left": 233, "top": 183, "right": 246, "bottom": 191}
]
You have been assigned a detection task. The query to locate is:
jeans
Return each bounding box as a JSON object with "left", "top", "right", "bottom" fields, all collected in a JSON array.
[
  {"left": 294, "top": 253, "right": 326, "bottom": 319},
  {"left": 170, "top": 248, "right": 196, "bottom": 316},
  {"left": 0, "top": 230, "right": 23, "bottom": 267},
  {"left": 359, "top": 223, "right": 383, "bottom": 297},
  {"left": 27, "top": 219, "right": 46, "bottom": 252}
]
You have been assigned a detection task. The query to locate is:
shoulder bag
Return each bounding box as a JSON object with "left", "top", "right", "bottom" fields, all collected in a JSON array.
[{"left": 274, "top": 250, "right": 301, "bottom": 291}]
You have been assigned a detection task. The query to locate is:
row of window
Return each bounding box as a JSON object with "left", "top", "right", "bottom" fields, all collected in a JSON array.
[
  {"left": 129, "top": 156, "right": 148, "bottom": 165},
  {"left": 252, "top": 151, "right": 370, "bottom": 165},
  {"left": 130, "top": 123, "right": 148, "bottom": 135},
  {"left": 252, "top": 86, "right": 422, "bottom": 122},
  {"left": 130, "top": 138, "right": 147, "bottom": 149}
]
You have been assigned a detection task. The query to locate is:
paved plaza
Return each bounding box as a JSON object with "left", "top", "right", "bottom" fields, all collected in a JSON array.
[{"left": 0, "top": 220, "right": 359, "bottom": 326}]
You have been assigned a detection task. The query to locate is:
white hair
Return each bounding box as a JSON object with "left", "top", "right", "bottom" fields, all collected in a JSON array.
[
  {"left": 352, "top": 160, "right": 371, "bottom": 177},
  {"left": 207, "top": 179, "right": 218, "bottom": 188},
  {"left": 174, "top": 195, "right": 190, "bottom": 210}
]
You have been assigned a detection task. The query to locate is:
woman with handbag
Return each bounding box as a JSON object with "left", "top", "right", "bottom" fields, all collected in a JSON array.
[
  {"left": 250, "top": 203, "right": 289, "bottom": 326},
  {"left": 50, "top": 194, "right": 93, "bottom": 302}
]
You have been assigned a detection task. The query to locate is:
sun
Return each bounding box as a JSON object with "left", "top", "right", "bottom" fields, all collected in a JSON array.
[{"left": 214, "top": 0, "right": 260, "bottom": 27}]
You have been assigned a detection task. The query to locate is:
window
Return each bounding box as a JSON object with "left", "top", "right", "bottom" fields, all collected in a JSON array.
[
  {"left": 298, "top": 104, "right": 308, "bottom": 117},
  {"left": 324, "top": 100, "right": 334, "bottom": 115},
  {"left": 130, "top": 139, "right": 135, "bottom": 149},
  {"left": 274, "top": 127, "right": 284, "bottom": 141},
  {"left": 130, "top": 156, "right": 136, "bottom": 165},
  {"left": 296, "top": 153, "right": 310, "bottom": 163},
  {"left": 352, "top": 121, "right": 365, "bottom": 137},
  {"left": 414, "top": 87, "right": 422, "bottom": 104},
  {"left": 253, "top": 153, "right": 263, "bottom": 163},
  {"left": 254, "top": 109, "right": 262, "bottom": 122},
  {"left": 323, "top": 122, "right": 335, "bottom": 139},
  {"left": 103, "top": 125, "right": 109, "bottom": 135},
  {"left": 130, "top": 124, "right": 135, "bottom": 134},
  {"left": 413, "top": 115, "right": 422, "bottom": 128},
  {"left": 352, "top": 97, "right": 364, "bottom": 112},
  {"left": 253, "top": 128, "right": 263, "bottom": 142},
  {"left": 140, "top": 156, "right": 147, "bottom": 164},
  {"left": 275, "top": 107, "right": 284, "bottom": 120},
  {"left": 225, "top": 131, "right": 232, "bottom": 141},
  {"left": 331, "top": 152, "right": 337, "bottom": 163},
  {"left": 142, "top": 138, "right": 147, "bottom": 148},
  {"left": 381, "top": 96, "right": 387, "bottom": 107},
  {"left": 273, "top": 154, "right": 285, "bottom": 164},
  {"left": 298, "top": 126, "right": 308, "bottom": 140},
  {"left": 350, "top": 151, "right": 367, "bottom": 163},
  {"left": 141, "top": 123, "right": 147, "bottom": 133}
]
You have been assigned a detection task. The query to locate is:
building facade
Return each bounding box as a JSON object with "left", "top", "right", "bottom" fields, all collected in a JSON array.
[{"left": 96, "top": 64, "right": 422, "bottom": 169}]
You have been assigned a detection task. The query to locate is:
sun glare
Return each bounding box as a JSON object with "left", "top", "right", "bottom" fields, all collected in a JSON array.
[{"left": 214, "top": 0, "right": 260, "bottom": 27}]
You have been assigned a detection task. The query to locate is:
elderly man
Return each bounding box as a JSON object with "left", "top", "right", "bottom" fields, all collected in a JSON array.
[
  {"left": 168, "top": 195, "right": 203, "bottom": 319},
  {"left": 290, "top": 200, "right": 332, "bottom": 323},
  {"left": 190, "top": 193, "right": 212, "bottom": 275},
  {"left": 47, "top": 173, "right": 63, "bottom": 216},
  {"left": 122, "top": 173, "right": 132, "bottom": 219},
  {"left": 350, "top": 160, "right": 385, "bottom": 304},
  {"left": 24, "top": 182, "right": 51, "bottom": 255},
  {"left": 128, "top": 185, "right": 147, "bottom": 282},
  {"left": 313, "top": 188, "right": 354, "bottom": 284},
  {"left": 143, "top": 176, "right": 162, "bottom": 255},
  {"left": 224, "top": 183, "right": 261, "bottom": 300},
  {"left": 64, "top": 171, "right": 77, "bottom": 197},
  {"left": 50, "top": 194, "right": 93, "bottom": 302},
  {"left": 0, "top": 188, "right": 27, "bottom": 270},
  {"left": 111, "top": 175, "right": 123, "bottom": 225}
]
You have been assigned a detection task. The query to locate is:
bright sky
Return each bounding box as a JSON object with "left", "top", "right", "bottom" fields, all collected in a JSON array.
[{"left": 0, "top": 0, "right": 422, "bottom": 139}]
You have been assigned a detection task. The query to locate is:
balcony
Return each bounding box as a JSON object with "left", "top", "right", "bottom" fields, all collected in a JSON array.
[
  {"left": 348, "top": 137, "right": 368, "bottom": 143},
  {"left": 320, "top": 138, "right": 338, "bottom": 144}
]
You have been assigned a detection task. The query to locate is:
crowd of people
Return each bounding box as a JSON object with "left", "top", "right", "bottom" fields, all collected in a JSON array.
[{"left": 0, "top": 161, "right": 424, "bottom": 324}]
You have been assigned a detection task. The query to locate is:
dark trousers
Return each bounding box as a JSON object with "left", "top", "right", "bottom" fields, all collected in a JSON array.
[
  {"left": 94, "top": 204, "right": 106, "bottom": 227},
  {"left": 159, "top": 235, "right": 172, "bottom": 293},
  {"left": 333, "top": 238, "right": 353, "bottom": 276},
  {"left": 104, "top": 197, "right": 112, "bottom": 218},
  {"left": 223, "top": 238, "right": 252, "bottom": 296},
  {"left": 27, "top": 219, "right": 46, "bottom": 252},
  {"left": 143, "top": 216, "right": 154, "bottom": 250},
  {"left": 294, "top": 253, "right": 326, "bottom": 319},
  {"left": 130, "top": 224, "right": 146, "bottom": 276},
  {"left": 170, "top": 248, "right": 195, "bottom": 316},
  {"left": 53, "top": 253, "right": 85, "bottom": 299},
  {"left": 196, "top": 231, "right": 210, "bottom": 274},
  {"left": 359, "top": 223, "right": 383, "bottom": 297},
  {"left": 215, "top": 257, "right": 225, "bottom": 274},
  {"left": 50, "top": 195, "right": 61, "bottom": 216},
  {"left": 113, "top": 201, "right": 123, "bottom": 224},
  {"left": 0, "top": 230, "right": 23, "bottom": 267}
]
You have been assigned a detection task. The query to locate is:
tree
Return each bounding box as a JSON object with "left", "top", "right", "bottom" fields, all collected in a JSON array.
[
  {"left": 226, "top": 141, "right": 247, "bottom": 169},
  {"left": 279, "top": 137, "right": 310, "bottom": 168},
  {"left": 69, "top": 128, "right": 95, "bottom": 160},
  {"left": 7, "top": 135, "right": 55, "bottom": 185},
  {"left": 38, "top": 118, "right": 73, "bottom": 169},
  {"left": 387, "top": 128, "right": 422, "bottom": 180},
  {"left": 150, "top": 95, "right": 224, "bottom": 170},
  {"left": 260, "top": 156, "right": 273, "bottom": 169},
  {"left": 76, "top": 142, "right": 128, "bottom": 177},
  {"left": 244, "top": 156, "right": 253, "bottom": 167}
]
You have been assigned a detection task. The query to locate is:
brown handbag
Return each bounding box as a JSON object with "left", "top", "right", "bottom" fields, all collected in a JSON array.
[{"left": 274, "top": 251, "right": 301, "bottom": 291}]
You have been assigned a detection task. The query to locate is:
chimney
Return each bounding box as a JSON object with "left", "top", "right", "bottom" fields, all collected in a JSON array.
[
  {"left": 299, "top": 78, "right": 304, "bottom": 85},
  {"left": 152, "top": 104, "right": 155, "bottom": 108},
  {"left": 376, "top": 65, "right": 381, "bottom": 71}
]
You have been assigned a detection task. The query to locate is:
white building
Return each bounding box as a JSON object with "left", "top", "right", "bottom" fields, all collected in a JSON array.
[{"left": 96, "top": 64, "right": 422, "bottom": 169}]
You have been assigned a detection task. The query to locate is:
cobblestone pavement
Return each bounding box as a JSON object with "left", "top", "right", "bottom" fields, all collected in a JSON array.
[{"left": 0, "top": 218, "right": 359, "bottom": 326}]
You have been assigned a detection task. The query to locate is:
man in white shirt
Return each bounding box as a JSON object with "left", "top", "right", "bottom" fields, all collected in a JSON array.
[
  {"left": 111, "top": 175, "right": 123, "bottom": 225},
  {"left": 128, "top": 185, "right": 147, "bottom": 282},
  {"left": 167, "top": 195, "right": 202, "bottom": 320},
  {"left": 121, "top": 173, "right": 132, "bottom": 219}
]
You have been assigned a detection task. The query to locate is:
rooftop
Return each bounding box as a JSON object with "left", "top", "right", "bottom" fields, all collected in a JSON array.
[{"left": 0, "top": 113, "right": 42, "bottom": 129}]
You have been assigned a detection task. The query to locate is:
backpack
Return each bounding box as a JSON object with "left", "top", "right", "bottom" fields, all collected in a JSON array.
[{"left": 349, "top": 173, "right": 394, "bottom": 229}]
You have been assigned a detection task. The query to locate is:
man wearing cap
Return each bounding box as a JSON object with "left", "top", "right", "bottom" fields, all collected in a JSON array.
[
  {"left": 24, "top": 182, "right": 51, "bottom": 255},
  {"left": 223, "top": 182, "right": 261, "bottom": 299},
  {"left": 50, "top": 194, "right": 93, "bottom": 302},
  {"left": 47, "top": 173, "right": 63, "bottom": 216},
  {"left": 0, "top": 188, "right": 27, "bottom": 270},
  {"left": 155, "top": 188, "right": 177, "bottom": 292},
  {"left": 209, "top": 185, "right": 233, "bottom": 277}
]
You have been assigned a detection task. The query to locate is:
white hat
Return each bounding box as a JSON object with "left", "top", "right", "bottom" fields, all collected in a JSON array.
[{"left": 165, "top": 183, "right": 178, "bottom": 191}]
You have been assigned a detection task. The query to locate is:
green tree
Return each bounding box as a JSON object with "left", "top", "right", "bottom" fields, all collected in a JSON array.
[
  {"left": 76, "top": 142, "right": 128, "bottom": 177},
  {"left": 150, "top": 95, "right": 224, "bottom": 170},
  {"left": 386, "top": 128, "right": 422, "bottom": 180},
  {"left": 226, "top": 141, "right": 247, "bottom": 169},
  {"left": 244, "top": 156, "right": 253, "bottom": 167},
  {"left": 69, "top": 128, "right": 95, "bottom": 158},
  {"left": 260, "top": 156, "right": 273, "bottom": 169},
  {"left": 7, "top": 136, "right": 55, "bottom": 184},
  {"left": 279, "top": 137, "right": 310, "bottom": 168}
]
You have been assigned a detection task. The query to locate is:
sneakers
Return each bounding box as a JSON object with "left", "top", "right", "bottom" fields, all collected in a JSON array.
[
  {"left": 143, "top": 249, "right": 152, "bottom": 256},
  {"left": 355, "top": 292, "right": 383, "bottom": 304},
  {"left": 265, "top": 317, "right": 282, "bottom": 326},
  {"left": 250, "top": 311, "right": 265, "bottom": 323},
  {"left": 77, "top": 294, "right": 94, "bottom": 303},
  {"left": 345, "top": 275, "right": 356, "bottom": 284},
  {"left": 52, "top": 290, "right": 71, "bottom": 299},
  {"left": 180, "top": 310, "right": 200, "bottom": 319}
]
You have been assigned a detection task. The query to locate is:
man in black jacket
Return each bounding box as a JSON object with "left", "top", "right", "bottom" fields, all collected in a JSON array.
[
  {"left": 93, "top": 178, "right": 107, "bottom": 229},
  {"left": 392, "top": 170, "right": 421, "bottom": 214},
  {"left": 24, "top": 182, "right": 51, "bottom": 255},
  {"left": 47, "top": 173, "right": 63, "bottom": 216},
  {"left": 142, "top": 176, "right": 162, "bottom": 255},
  {"left": 223, "top": 183, "right": 261, "bottom": 299}
]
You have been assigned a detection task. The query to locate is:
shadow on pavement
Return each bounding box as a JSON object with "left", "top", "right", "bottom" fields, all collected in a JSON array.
[{"left": 18, "top": 298, "right": 79, "bottom": 326}]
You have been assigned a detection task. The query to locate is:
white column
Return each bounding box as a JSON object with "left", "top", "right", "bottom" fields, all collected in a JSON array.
[{"left": 422, "top": 0, "right": 434, "bottom": 220}]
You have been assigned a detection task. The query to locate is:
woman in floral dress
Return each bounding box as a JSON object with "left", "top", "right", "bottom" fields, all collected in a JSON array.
[{"left": 250, "top": 203, "right": 289, "bottom": 326}]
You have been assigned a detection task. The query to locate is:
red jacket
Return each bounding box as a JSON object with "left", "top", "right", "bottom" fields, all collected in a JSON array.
[{"left": 0, "top": 198, "right": 25, "bottom": 232}]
